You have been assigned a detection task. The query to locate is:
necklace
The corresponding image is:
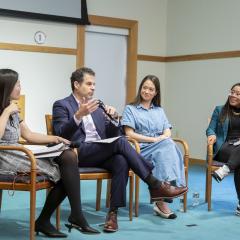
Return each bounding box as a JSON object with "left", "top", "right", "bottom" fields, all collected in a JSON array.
[{"left": 232, "top": 110, "right": 240, "bottom": 116}]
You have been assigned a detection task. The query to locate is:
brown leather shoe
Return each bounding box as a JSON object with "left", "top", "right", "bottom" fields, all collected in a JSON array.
[
  {"left": 149, "top": 182, "right": 188, "bottom": 201},
  {"left": 103, "top": 211, "right": 118, "bottom": 233}
]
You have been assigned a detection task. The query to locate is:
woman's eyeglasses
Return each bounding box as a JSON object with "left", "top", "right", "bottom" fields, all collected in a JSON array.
[{"left": 229, "top": 90, "right": 240, "bottom": 98}]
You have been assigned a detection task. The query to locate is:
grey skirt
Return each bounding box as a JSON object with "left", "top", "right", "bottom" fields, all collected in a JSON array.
[{"left": 0, "top": 143, "right": 61, "bottom": 183}]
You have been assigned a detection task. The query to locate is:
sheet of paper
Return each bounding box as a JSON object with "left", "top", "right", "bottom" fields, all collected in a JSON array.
[
  {"left": 24, "top": 143, "right": 68, "bottom": 155},
  {"left": 88, "top": 136, "right": 121, "bottom": 143},
  {"left": 36, "top": 151, "right": 63, "bottom": 158}
]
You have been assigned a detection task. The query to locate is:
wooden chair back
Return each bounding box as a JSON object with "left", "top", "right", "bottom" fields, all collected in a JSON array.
[
  {"left": 13, "top": 94, "right": 25, "bottom": 120},
  {"left": 45, "top": 114, "right": 53, "bottom": 135}
]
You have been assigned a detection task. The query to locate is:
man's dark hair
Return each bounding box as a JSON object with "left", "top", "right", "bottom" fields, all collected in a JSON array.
[
  {"left": 0, "top": 69, "right": 18, "bottom": 115},
  {"left": 71, "top": 67, "right": 95, "bottom": 91}
]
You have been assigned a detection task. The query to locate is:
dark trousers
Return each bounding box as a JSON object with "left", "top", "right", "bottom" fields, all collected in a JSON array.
[
  {"left": 215, "top": 142, "right": 240, "bottom": 203},
  {"left": 77, "top": 137, "right": 153, "bottom": 208}
]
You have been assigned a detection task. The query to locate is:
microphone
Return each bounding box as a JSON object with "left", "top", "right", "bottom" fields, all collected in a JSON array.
[
  {"left": 98, "top": 99, "right": 119, "bottom": 123},
  {"left": 9, "top": 114, "right": 15, "bottom": 128}
]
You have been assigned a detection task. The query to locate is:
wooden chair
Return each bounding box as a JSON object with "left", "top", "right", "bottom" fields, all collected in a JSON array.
[
  {"left": 45, "top": 114, "right": 138, "bottom": 220},
  {"left": 134, "top": 137, "right": 189, "bottom": 216},
  {"left": 205, "top": 144, "right": 225, "bottom": 211},
  {"left": 173, "top": 138, "right": 189, "bottom": 212},
  {"left": 205, "top": 118, "right": 225, "bottom": 211},
  {"left": 0, "top": 95, "right": 59, "bottom": 240}
]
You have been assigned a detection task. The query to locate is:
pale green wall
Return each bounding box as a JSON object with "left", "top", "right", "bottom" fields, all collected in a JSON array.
[
  {"left": 2, "top": 0, "right": 237, "bottom": 159},
  {"left": 0, "top": 17, "right": 76, "bottom": 133},
  {"left": 165, "top": 0, "right": 240, "bottom": 159},
  {"left": 88, "top": 0, "right": 168, "bottom": 55},
  {"left": 167, "top": 0, "right": 240, "bottom": 54}
]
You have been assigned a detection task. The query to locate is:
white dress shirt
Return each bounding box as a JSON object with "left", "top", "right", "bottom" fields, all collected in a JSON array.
[{"left": 72, "top": 94, "right": 101, "bottom": 142}]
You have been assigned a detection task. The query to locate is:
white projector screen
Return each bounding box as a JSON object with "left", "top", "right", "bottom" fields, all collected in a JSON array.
[{"left": 0, "top": 0, "right": 89, "bottom": 24}]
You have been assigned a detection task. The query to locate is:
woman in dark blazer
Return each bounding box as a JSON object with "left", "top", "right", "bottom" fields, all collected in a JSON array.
[{"left": 206, "top": 82, "right": 240, "bottom": 216}]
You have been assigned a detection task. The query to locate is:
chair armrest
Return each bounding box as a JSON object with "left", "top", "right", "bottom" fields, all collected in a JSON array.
[
  {"left": 172, "top": 138, "right": 189, "bottom": 155},
  {"left": 172, "top": 138, "right": 189, "bottom": 168},
  {"left": 207, "top": 144, "right": 214, "bottom": 166},
  {"left": 127, "top": 137, "right": 140, "bottom": 154},
  {"left": 0, "top": 145, "right": 37, "bottom": 171}
]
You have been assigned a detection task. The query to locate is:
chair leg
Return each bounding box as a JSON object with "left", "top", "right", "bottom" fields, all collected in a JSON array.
[
  {"left": 208, "top": 177, "right": 212, "bottom": 211},
  {"left": 183, "top": 169, "right": 188, "bottom": 212},
  {"left": 129, "top": 175, "right": 133, "bottom": 221},
  {"left": 96, "top": 180, "right": 102, "bottom": 211},
  {"left": 205, "top": 168, "right": 209, "bottom": 203},
  {"left": 207, "top": 169, "right": 213, "bottom": 211},
  {"left": 0, "top": 190, "right": 2, "bottom": 212},
  {"left": 30, "top": 190, "right": 36, "bottom": 240},
  {"left": 135, "top": 175, "right": 140, "bottom": 217},
  {"left": 106, "top": 180, "right": 111, "bottom": 208}
]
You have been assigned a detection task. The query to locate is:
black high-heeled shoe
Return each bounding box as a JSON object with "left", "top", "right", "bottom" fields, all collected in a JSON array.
[
  {"left": 65, "top": 221, "right": 100, "bottom": 235},
  {"left": 35, "top": 222, "right": 67, "bottom": 238}
]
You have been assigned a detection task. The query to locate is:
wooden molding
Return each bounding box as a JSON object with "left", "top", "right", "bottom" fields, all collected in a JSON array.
[
  {"left": 166, "top": 50, "right": 240, "bottom": 62},
  {"left": 126, "top": 21, "right": 138, "bottom": 103},
  {"left": 76, "top": 25, "right": 85, "bottom": 68},
  {"left": 89, "top": 15, "right": 137, "bottom": 29},
  {"left": 0, "top": 42, "right": 77, "bottom": 55},
  {"left": 137, "top": 54, "right": 166, "bottom": 62},
  {"left": 189, "top": 158, "right": 206, "bottom": 166},
  {"left": 138, "top": 50, "right": 240, "bottom": 63},
  {"left": 89, "top": 15, "right": 138, "bottom": 104}
]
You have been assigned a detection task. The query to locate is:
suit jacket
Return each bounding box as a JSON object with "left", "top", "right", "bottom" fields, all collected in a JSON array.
[
  {"left": 206, "top": 105, "right": 229, "bottom": 157},
  {"left": 52, "top": 94, "right": 121, "bottom": 145}
]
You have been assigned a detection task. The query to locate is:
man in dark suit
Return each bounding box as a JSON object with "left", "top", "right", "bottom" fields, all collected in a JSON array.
[{"left": 52, "top": 67, "right": 187, "bottom": 232}]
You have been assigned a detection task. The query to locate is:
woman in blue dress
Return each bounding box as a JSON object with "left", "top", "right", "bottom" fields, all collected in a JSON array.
[{"left": 122, "top": 75, "right": 185, "bottom": 219}]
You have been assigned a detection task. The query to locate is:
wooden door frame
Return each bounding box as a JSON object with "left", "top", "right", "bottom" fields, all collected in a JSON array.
[{"left": 76, "top": 15, "right": 138, "bottom": 103}]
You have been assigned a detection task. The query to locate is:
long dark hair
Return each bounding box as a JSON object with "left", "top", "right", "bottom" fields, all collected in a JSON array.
[
  {"left": 219, "top": 82, "right": 240, "bottom": 123},
  {"left": 0, "top": 69, "right": 18, "bottom": 115},
  {"left": 131, "top": 75, "right": 161, "bottom": 107}
]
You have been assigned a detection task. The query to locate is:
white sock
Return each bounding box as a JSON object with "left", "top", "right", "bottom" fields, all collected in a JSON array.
[{"left": 215, "top": 165, "right": 230, "bottom": 179}]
